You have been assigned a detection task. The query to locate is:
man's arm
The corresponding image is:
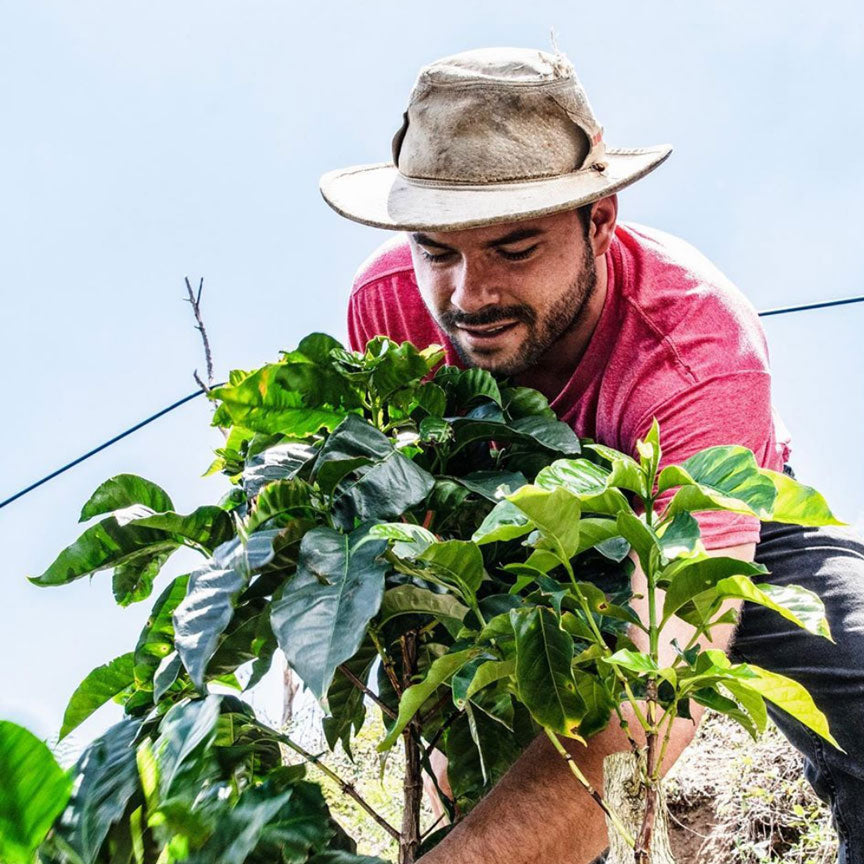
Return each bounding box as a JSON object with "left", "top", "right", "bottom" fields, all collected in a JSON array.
[{"left": 418, "top": 542, "right": 754, "bottom": 864}]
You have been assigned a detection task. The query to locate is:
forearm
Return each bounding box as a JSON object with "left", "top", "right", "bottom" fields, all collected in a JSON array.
[{"left": 418, "top": 703, "right": 698, "bottom": 864}]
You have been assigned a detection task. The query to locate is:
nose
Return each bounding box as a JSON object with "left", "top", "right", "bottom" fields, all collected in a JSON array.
[{"left": 449, "top": 257, "right": 501, "bottom": 314}]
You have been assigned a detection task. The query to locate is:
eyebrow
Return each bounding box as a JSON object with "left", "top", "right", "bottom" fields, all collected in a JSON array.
[{"left": 411, "top": 227, "right": 545, "bottom": 252}]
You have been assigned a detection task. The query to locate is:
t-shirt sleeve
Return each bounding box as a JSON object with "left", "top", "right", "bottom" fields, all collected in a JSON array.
[
  {"left": 347, "top": 289, "right": 372, "bottom": 353},
  {"left": 626, "top": 370, "right": 778, "bottom": 550}
]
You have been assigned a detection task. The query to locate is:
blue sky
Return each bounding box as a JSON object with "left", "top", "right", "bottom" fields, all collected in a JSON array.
[{"left": 2, "top": 0, "right": 863, "bottom": 744}]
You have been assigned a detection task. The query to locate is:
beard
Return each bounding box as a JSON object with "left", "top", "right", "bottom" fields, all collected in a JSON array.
[{"left": 437, "top": 245, "right": 598, "bottom": 377}]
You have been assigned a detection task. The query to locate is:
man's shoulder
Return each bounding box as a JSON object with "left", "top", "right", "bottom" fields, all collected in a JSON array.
[
  {"left": 615, "top": 221, "right": 768, "bottom": 371},
  {"left": 352, "top": 235, "right": 415, "bottom": 296}
]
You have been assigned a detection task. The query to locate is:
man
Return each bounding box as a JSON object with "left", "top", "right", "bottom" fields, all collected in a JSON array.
[{"left": 320, "top": 47, "right": 864, "bottom": 863}]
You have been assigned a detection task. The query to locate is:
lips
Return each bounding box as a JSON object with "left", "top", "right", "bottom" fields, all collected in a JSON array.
[{"left": 456, "top": 321, "right": 520, "bottom": 342}]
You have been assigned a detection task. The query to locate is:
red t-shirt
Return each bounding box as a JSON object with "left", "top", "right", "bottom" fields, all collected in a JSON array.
[{"left": 347, "top": 222, "right": 791, "bottom": 549}]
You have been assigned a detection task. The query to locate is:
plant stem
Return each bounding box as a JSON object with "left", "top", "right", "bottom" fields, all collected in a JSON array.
[
  {"left": 634, "top": 684, "right": 660, "bottom": 863},
  {"left": 400, "top": 631, "right": 423, "bottom": 864},
  {"left": 277, "top": 732, "right": 400, "bottom": 841},
  {"left": 337, "top": 663, "right": 397, "bottom": 720},
  {"left": 543, "top": 728, "right": 635, "bottom": 849},
  {"left": 370, "top": 628, "right": 403, "bottom": 697}
]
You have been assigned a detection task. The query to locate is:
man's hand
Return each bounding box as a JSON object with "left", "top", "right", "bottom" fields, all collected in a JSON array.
[{"left": 417, "top": 541, "right": 755, "bottom": 864}]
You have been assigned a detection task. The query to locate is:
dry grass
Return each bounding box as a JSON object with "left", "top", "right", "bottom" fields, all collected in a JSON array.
[{"left": 666, "top": 712, "right": 838, "bottom": 863}]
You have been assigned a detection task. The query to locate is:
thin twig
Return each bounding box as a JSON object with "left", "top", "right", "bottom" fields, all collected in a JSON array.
[
  {"left": 420, "top": 811, "right": 446, "bottom": 841},
  {"left": 337, "top": 663, "right": 397, "bottom": 720},
  {"left": 277, "top": 731, "right": 400, "bottom": 841},
  {"left": 184, "top": 276, "right": 215, "bottom": 389},
  {"left": 423, "top": 710, "right": 459, "bottom": 761},
  {"left": 420, "top": 689, "right": 453, "bottom": 727}
]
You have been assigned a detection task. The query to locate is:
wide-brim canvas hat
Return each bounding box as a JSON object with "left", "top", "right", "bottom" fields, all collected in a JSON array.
[{"left": 320, "top": 47, "right": 672, "bottom": 232}]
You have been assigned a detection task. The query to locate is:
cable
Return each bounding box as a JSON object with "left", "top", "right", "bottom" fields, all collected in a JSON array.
[
  {"left": 758, "top": 294, "right": 864, "bottom": 318},
  {"left": 2, "top": 292, "right": 863, "bottom": 512},
  {"left": 0, "top": 389, "right": 208, "bottom": 510}
]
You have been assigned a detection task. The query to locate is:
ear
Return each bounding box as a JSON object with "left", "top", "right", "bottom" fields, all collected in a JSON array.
[{"left": 588, "top": 194, "right": 618, "bottom": 258}]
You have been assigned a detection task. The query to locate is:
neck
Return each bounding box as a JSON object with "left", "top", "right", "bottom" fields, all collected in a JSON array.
[{"left": 514, "top": 254, "right": 608, "bottom": 400}]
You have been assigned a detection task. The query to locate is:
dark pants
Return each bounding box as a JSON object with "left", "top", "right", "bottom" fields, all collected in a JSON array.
[{"left": 730, "top": 520, "right": 864, "bottom": 863}]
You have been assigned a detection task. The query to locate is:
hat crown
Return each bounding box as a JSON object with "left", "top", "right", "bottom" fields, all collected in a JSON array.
[
  {"left": 418, "top": 47, "right": 574, "bottom": 85},
  {"left": 393, "top": 47, "right": 606, "bottom": 185}
]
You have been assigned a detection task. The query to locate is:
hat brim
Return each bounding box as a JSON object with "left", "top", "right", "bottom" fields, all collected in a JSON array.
[{"left": 320, "top": 145, "right": 672, "bottom": 232}]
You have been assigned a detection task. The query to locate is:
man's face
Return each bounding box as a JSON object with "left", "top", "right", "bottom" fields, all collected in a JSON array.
[{"left": 408, "top": 209, "right": 597, "bottom": 376}]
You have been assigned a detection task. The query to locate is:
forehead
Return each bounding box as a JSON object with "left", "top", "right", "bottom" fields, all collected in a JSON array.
[{"left": 411, "top": 209, "right": 582, "bottom": 249}]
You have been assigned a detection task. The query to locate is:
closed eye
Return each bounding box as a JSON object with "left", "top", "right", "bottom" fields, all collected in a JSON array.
[
  {"left": 418, "top": 247, "right": 455, "bottom": 263},
  {"left": 498, "top": 245, "right": 538, "bottom": 261}
]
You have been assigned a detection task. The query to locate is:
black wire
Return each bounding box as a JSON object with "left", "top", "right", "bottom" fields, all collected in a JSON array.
[
  {"left": 2, "top": 292, "right": 864, "bottom": 513},
  {"left": 758, "top": 294, "right": 864, "bottom": 318},
  {"left": 0, "top": 389, "right": 208, "bottom": 510}
]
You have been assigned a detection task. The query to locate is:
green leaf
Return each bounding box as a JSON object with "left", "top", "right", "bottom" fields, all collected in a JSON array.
[
  {"left": 615, "top": 512, "right": 660, "bottom": 575},
  {"left": 368, "top": 522, "right": 436, "bottom": 558},
  {"left": 247, "top": 478, "right": 314, "bottom": 532},
  {"left": 722, "top": 678, "right": 768, "bottom": 736},
  {"left": 605, "top": 649, "right": 659, "bottom": 675},
  {"left": 661, "top": 556, "right": 768, "bottom": 626},
  {"left": 211, "top": 361, "right": 359, "bottom": 436},
  {"left": 659, "top": 446, "right": 777, "bottom": 518},
  {"left": 435, "top": 366, "right": 502, "bottom": 409},
  {"left": 271, "top": 526, "right": 388, "bottom": 700},
  {"left": 417, "top": 540, "right": 485, "bottom": 599},
  {"left": 761, "top": 469, "right": 845, "bottom": 526},
  {"left": 133, "top": 574, "right": 190, "bottom": 689},
  {"left": 510, "top": 607, "right": 585, "bottom": 737},
  {"left": 508, "top": 486, "right": 582, "bottom": 561},
  {"left": 713, "top": 576, "right": 832, "bottom": 640},
  {"left": 657, "top": 512, "right": 701, "bottom": 561},
  {"left": 322, "top": 639, "right": 378, "bottom": 756},
  {"left": 585, "top": 445, "right": 648, "bottom": 497},
  {"left": 60, "top": 653, "right": 135, "bottom": 739},
  {"left": 154, "top": 696, "right": 222, "bottom": 797},
  {"left": 534, "top": 459, "right": 634, "bottom": 516},
  {"left": 472, "top": 500, "right": 532, "bottom": 545},
  {"left": 317, "top": 415, "right": 435, "bottom": 524},
  {"left": 243, "top": 442, "right": 317, "bottom": 498},
  {"left": 464, "top": 658, "right": 517, "bottom": 701},
  {"left": 456, "top": 471, "right": 528, "bottom": 501},
  {"left": 573, "top": 670, "right": 616, "bottom": 738},
  {"left": 111, "top": 547, "right": 173, "bottom": 606},
  {"left": 0, "top": 721, "right": 72, "bottom": 864},
  {"left": 174, "top": 532, "right": 278, "bottom": 689},
  {"left": 738, "top": 664, "right": 841, "bottom": 749},
  {"left": 379, "top": 648, "right": 480, "bottom": 750},
  {"left": 30, "top": 518, "right": 179, "bottom": 588},
  {"left": 79, "top": 474, "right": 173, "bottom": 522},
  {"left": 501, "top": 386, "right": 555, "bottom": 420},
  {"left": 296, "top": 332, "right": 343, "bottom": 364},
  {"left": 57, "top": 719, "right": 141, "bottom": 863},
  {"left": 378, "top": 585, "right": 470, "bottom": 626},
  {"left": 131, "top": 507, "right": 235, "bottom": 554}
]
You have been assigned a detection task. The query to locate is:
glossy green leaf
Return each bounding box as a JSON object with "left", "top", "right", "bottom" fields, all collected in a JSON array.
[
  {"left": 657, "top": 512, "right": 701, "bottom": 561},
  {"left": 30, "top": 518, "right": 179, "bottom": 588},
  {"left": 174, "top": 532, "right": 278, "bottom": 689},
  {"left": 510, "top": 607, "right": 585, "bottom": 737},
  {"left": 585, "top": 445, "right": 647, "bottom": 497},
  {"left": 417, "top": 540, "right": 485, "bottom": 599},
  {"left": 713, "top": 576, "right": 832, "bottom": 640},
  {"left": 322, "top": 639, "right": 378, "bottom": 756},
  {"left": 271, "top": 526, "right": 387, "bottom": 700},
  {"left": 659, "top": 446, "right": 777, "bottom": 519},
  {"left": 79, "top": 474, "right": 173, "bottom": 522},
  {"left": 111, "top": 547, "right": 173, "bottom": 606},
  {"left": 534, "top": 459, "right": 634, "bottom": 516},
  {"left": 573, "top": 670, "right": 616, "bottom": 738},
  {"left": 60, "top": 653, "right": 135, "bottom": 739},
  {"left": 154, "top": 696, "right": 222, "bottom": 797},
  {"left": 722, "top": 678, "right": 768, "bottom": 736},
  {"left": 661, "top": 556, "right": 768, "bottom": 626},
  {"left": 211, "top": 361, "right": 358, "bottom": 435},
  {"left": 464, "top": 658, "right": 516, "bottom": 701},
  {"left": 247, "top": 478, "right": 314, "bottom": 532},
  {"left": 379, "top": 648, "right": 480, "bottom": 750},
  {"left": 56, "top": 719, "right": 141, "bottom": 864},
  {"left": 131, "top": 507, "right": 234, "bottom": 554},
  {"left": 508, "top": 486, "right": 582, "bottom": 561},
  {"left": 472, "top": 500, "right": 532, "bottom": 545},
  {"left": 435, "top": 366, "right": 502, "bottom": 409},
  {"left": 133, "top": 574, "right": 190, "bottom": 689},
  {"left": 615, "top": 512, "right": 660, "bottom": 575},
  {"left": 739, "top": 664, "right": 841, "bottom": 749},
  {"left": 761, "top": 469, "right": 845, "bottom": 526},
  {"left": 0, "top": 721, "right": 72, "bottom": 864},
  {"left": 368, "top": 522, "right": 436, "bottom": 558},
  {"left": 242, "top": 442, "right": 317, "bottom": 498},
  {"left": 456, "top": 470, "right": 528, "bottom": 501},
  {"left": 378, "top": 585, "right": 470, "bottom": 626}
]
